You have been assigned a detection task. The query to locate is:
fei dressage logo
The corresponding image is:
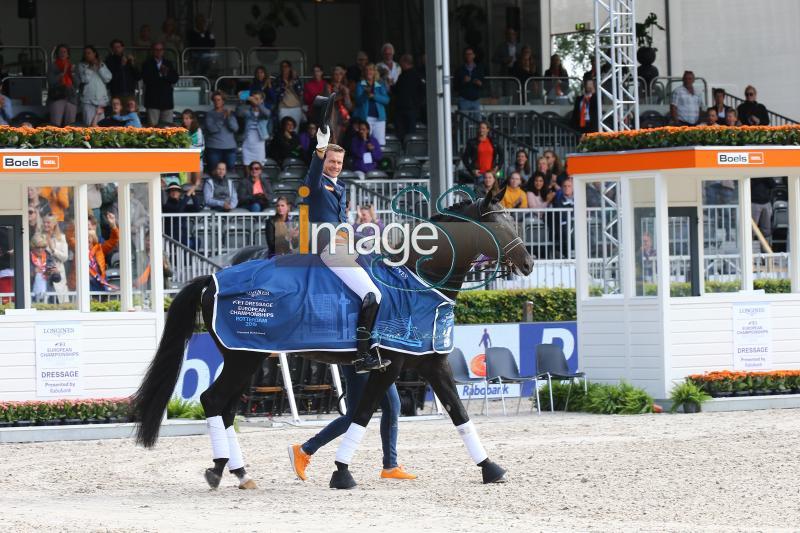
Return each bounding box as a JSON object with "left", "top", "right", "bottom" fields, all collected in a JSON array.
[
  {"left": 716, "top": 152, "right": 764, "bottom": 165},
  {"left": 2, "top": 154, "right": 60, "bottom": 170}
]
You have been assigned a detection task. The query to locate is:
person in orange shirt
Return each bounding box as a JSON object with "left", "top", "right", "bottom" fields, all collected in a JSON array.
[
  {"left": 65, "top": 212, "right": 119, "bottom": 291},
  {"left": 38, "top": 187, "right": 70, "bottom": 225},
  {"left": 460, "top": 121, "right": 502, "bottom": 185},
  {"left": 500, "top": 172, "right": 528, "bottom": 209}
]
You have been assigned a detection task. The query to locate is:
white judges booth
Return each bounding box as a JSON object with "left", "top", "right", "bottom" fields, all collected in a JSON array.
[
  {"left": 569, "top": 146, "right": 800, "bottom": 399},
  {"left": 0, "top": 148, "right": 198, "bottom": 401}
]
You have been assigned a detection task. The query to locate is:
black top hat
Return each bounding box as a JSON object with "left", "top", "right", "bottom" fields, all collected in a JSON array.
[{"left": 313, "top": 92, "right": 337, "bottom": 137}]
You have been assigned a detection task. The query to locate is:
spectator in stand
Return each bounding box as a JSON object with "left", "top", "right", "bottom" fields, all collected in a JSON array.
[
  {"left": 670, "top": 70, "right": 703, "bottom": 126},
  {"left": 87, "top": 212, "right": 119, "bottom": 292},
  {"left": 0, "top": 94, "right": 11, "bottom": 126},
  {"left": 737, "top": 85, "right": 769, "bottom": 126},
  {"left": 238, "top": 91, "right": 271, "bottom": 166},
  {"left": 237, "top": 161, "right": 273, "bottom": 213},
  {"left": 454, "top": 47, "right": 484, "bottom": 114},
  {"left": 329, "top": 65, "right": 353, "bottom": 135},
  {"left": 181, "top": 109, "right": 205, "bottom": 179},
  {"left": 377, "top": 43, "right": 401, "bottom": 87},
  {"left": 303, "top": 65, "right": 329, "bottom": 123},
  {"left": 501, "top": 172, "right": 527, "bottom": 209},
  {"left": 30, "top": 233, "right": 61, "bottom": 303},
  {"left": 162, "top": 184, "right": 202, "bottom": 247},
  {"left": 492, "top": 27, "right": 521, "bottom": 75},
  {"left": 204, "top": 91, "right": 239, "bottom": 171},
  {"left": 160, "top": 17, "right": 183, "bottom": 55},
  {"left": 42, "top": 214, "right": 69, "bottom": 302},
  {"left": 269, "top": 116, "right": 302, "bottom": 166},
  {"left": 572, "top": 79, "right": 598, "bottom": 133},
  {"left": 298, "top": 122, "right": 318, "bottom": 163},
  {"left": 134, "top": 24, "right": 152, "bottom": 48},
  {"left": 250, "top": 66, "right": 276, "bottom": 111},
  {"left": 552, "top": 177, "right": 575, "bottom": 258},
  {"left": 510, "top": 45, "right": 538, "bottom": 91},
  {"left": 461, "top": 121, "right": 501, "bottom": 185},
  {"left": 188, "top": 14, "right": 215, "bottom": 48},
  {"left": 475, "top": 171, "right": 500, "bottom": 198},
  {"left": 28, "top": 202, "right": 43, "bottom": 237},
  {"left": 393, "top": 54, "right": 424, "bottom": 142},
  {"left": 705, "top": 107, "right": 720, "bottom": 126},
  {"left": 38, "top": 187, "right": 70, "bottom": 226},
  {"left": 751, "top": 178, "right": 775, "bottom": 251},
  {"left": 354, "top": 64, "right": 390, "bottom": 146},
  {"left": 108, "top": 97, "right": 142, "bottom": 127},
  {"left": 141, "top": 42, "right": 180, "bottom": 126},
  {"left": 711, "top": 88, "right": 733, "bottom": 124},
  {"left": 525, "top": 173, "right": 556, "bottom": 211},
  {"left": 276, "top": 60, "right": 304, "bottom": 129},
  {"left": 544, "top": 149, "right": 563, "bottom": 179},
  {"left": 533, "top": 156, "right": 556, "bottom": 191},
  {"left": 78, "top": 45, "right": 113, "bottom": 126},
  {"left": 265, "top": 197, "right": 299, "bottom": 256},
  {"left": 350, "top": 120, "right": 383, "bottom": 178},
  {"left": 354, "top": 204, "right": 384, "bottom": 234},
  {"left": 204, "top": 161, "right": 238, "bottom": 212},
  {"left": 347, "top": 51, "right": 369, "bottom": 85},
  {"left": 506, "top": 149, "right": 532, "bottom": 183},
  {"left": 725, "top": 108, "right": 741, "bottom": 126},
  {"left": 47, "top": 45, "right": 78, "bottom": 126},
  {"left": 105, "top": 39, "right": 139, "bottom": 99},
  {"left": 544, "top": 54, "right": 570, "bottom": 102}
]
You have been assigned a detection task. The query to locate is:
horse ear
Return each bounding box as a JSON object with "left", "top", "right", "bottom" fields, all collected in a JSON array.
[
  {"left": 480, "top": 193, "right": 492, "bottom": 212},
  {"left": 493, "top": 187, "right": 507, "bottom": 205}
]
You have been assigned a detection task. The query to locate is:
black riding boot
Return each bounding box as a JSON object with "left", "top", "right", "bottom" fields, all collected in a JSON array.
[{"left": 353, "top": 292, "right": 390, "bottom": 373}]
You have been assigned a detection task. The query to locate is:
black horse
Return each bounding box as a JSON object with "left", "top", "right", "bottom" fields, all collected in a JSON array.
[{"left": 131, "top": 192, "right": 534, "bottom": 489}]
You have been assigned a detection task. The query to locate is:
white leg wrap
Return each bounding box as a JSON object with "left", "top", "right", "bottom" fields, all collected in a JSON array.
[
  {"left": 207, "top": 416, "right": 230, "bottom": 460},
  {"left": 456, "top": 421, "right": 488, "bottom": 464},
  {"left": 334, "top": 423, "right": 367, "bottom": 465},
  {"left": 226, "top": 425, "right": 244, "bottom": 470}
]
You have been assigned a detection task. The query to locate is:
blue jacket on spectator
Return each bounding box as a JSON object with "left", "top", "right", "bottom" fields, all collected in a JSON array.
[
  {"left": 113, "top": 112, "right": 142, "bottom": 128},
  {"left": 0, "top": 96, "right": 12, "bottom": 125},
  {"left": 237, "top": 102, "right": 271, "bottom": 140},
  {"left": 204, "top": 109, "right": 239, "bottom": 150},
  {"left": 350, "top": 134, "right": 383, "bottom": 173},
  {"left": 203, "top": 176, "right": 238, "bottom": 210},
  {"left": 354, "top": 81, "right": 390, "bottom": 121}
]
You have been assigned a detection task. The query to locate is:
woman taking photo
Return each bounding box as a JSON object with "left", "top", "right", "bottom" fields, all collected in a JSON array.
[
  {"left": 237, "top": 91, "right": 271, "bottom": 166},
  {"left": 77, "top": 45, "right": 113, "bottom": 126},
  {"left": 354, "top": 63, "right": 390, "bottom": 146},
  {"left": 275, "top": 60, "right": 304, "bottom": 129},
  {"left": 48, "top": 44, "right": 79, "bottom": 126},
  {"left": 265, "top": 197, "right": 298, "bottom": 257}
]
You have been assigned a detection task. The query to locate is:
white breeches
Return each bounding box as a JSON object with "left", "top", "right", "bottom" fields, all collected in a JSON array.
[{"left": 319, "top": 236, "right": 382, "bottom": 303}]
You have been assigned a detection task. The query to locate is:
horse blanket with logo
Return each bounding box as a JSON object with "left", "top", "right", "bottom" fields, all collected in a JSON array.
[{"left": 211, "top": 253, "right": 455, "bottom": 355}]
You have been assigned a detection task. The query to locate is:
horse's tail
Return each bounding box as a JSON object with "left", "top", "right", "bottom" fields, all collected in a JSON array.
[{"left": 131, "top": 275, "right": 211, "bottom": 448}]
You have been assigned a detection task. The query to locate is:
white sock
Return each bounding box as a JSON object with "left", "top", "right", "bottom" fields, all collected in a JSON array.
[
  {"left": 456, "top": 420, "right": 488, "bottom": 464},
  {"left": 207, "top": 416, "right": 229, "bottom": 460},
  {"left": 334, "top": 423, "right": 367, "bottom": 465},
  {"left": 226, "top": 425, "right": 244, "bottom": 471}
]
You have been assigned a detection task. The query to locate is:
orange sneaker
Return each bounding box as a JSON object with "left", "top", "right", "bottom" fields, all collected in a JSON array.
[
  {"left": 380, "top": 465, "right": 417, "bottom": 480},
  {"left": 288, "top": 444, "right": 311, "bottom": 481}
]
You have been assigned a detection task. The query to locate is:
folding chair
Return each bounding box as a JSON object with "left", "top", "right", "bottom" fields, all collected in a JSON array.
[
  {"left": 485, "top": 347, "right": 536, "bottom": 415},
  {"left": 447, "top": 348, "right": 484, "bottom": 413},
  {"left": 534, "top": 343, "right": 587, "bottom": 415}
]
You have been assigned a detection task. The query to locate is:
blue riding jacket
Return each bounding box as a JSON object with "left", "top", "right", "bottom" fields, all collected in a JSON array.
[{"left": 303, "top": 154, "right": 347, "bottom": 249}]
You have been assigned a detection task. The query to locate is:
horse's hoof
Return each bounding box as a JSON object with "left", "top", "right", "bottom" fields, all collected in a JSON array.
[
  {"left": 480, "top": 460, "right": 507, "bottom": 484},
  {"left": 238, "top": 477, "right": 258, "bottom": 490},
  {"left": 205, "top": 468, "right": 222, "bottom": 489},
  {"left": 329, "top": 469, "right": 357, "bottom": 489}
]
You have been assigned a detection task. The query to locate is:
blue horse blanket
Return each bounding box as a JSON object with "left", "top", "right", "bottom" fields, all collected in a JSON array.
[{"left": 211, "top": 254, "right": 455, "bottom": 355}]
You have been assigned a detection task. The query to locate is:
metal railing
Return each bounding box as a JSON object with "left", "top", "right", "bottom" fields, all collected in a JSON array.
[
  {"left": 720, "top": 88, "right": 798, "bottom": 126},
  {"left": 523, "top": 76, "right": 583, "bottom": 105},
  {"left": 246, "top": 48, "right": 307, "bottom": 77},
  {"left": 164, "top": 235, "right": 221, "bottom": 291},
  {"left": 173, "top": 76, "right": 212, "bottom": 109},
  {"left": 0, "top": 75, "right": 47, "bottom": 109},
  {"left": 452, "top": 76, "right": 523, "bottom": 106},
  {"left": 648, "top": 77, "right": 709, "bottom": 107},
  {"left": 453, "top": 111, "right": 539, "bottom": 177},
  {"left": 182, "top": 47, "right": 245, "bottom": 78},
  {"left": 1, "top": 46, "right": 48, "bottom": 76}
]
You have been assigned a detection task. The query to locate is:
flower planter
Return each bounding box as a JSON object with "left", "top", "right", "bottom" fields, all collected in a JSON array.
[
  {"left": 14, "top": 420, "right": 33, "bottom": 427},
  {"left": 733, "top": 390, "right": 750, "bottom": 397},
  {"left": 715, "top": 391, "right": 733, "bottom": 398},
  {"left": 682, "top": 401, "right": 700, "bottom": 413},
  {"left": 753, "top": 389, "right": 771, "bottom": 396},
  {"left": 0, "top": 421, "right": 13, "bottom": 428},
  {"left": 35, "top": 419, "right": 63, "bottom": 426},
  {"left": 63, "top": 418, "right": 84, "bottom": 425}
]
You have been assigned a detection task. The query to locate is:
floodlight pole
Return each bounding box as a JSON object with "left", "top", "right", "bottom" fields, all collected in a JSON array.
[{"left": 594, "top": 0, "right": 640, "bottom": 132}]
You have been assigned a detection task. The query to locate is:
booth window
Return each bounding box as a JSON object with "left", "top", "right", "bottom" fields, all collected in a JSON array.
[
  {"left": 87, "top": 183, "right": 120, "bottom": 310},
  {"left": 28, "top": 186, "right": 77, "bottom": 309},
  {"left": 751, "top": 177, "right": 789, "bottom": 284},
  {"left": 130, "top": 183, "right": 155, "bottom": 311},
  {"left": 702, "top": 179, "right": 741, "bottom": 292},
  {"left": 586, "top": 181, "right": 622, "bottom": 296},
  {"left": 631, "top": 178, "right": 657, "bottom": 297}
]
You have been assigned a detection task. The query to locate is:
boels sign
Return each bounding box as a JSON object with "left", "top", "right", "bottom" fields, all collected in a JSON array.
[
  {"left": 716, "top": 151, "right": 764, "bottom": 165},
  {"left": 2, "top": 155, "right": 60, "bottom": 170}
]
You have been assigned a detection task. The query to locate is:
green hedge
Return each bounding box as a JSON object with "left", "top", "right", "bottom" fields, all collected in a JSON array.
[
  {"left": 577, "top": 125, "right": 800, "bottom": 153},
  {"left": 454, "top": 288, "right": 577, "bottom": 324},
  {"left": 0, "top": 126, "right": 191, "bottom": 149}
]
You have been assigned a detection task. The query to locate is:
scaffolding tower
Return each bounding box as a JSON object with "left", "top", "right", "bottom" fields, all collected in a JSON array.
[{"left": 594, "top": 0, "right": 640, "bottom": 132}]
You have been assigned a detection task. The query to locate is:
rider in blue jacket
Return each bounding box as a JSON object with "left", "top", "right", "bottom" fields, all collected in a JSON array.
[{"left": 304, "top": 126, "right": 388, "bottom": 373}]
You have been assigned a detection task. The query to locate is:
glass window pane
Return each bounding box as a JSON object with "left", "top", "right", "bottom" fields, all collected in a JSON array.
[
  {"left": 752, "top": 177, "right": 789, "bottom": 283},
  {"left": 703, "top": 180, "right": 740, "bottom": 292},
  {"left": 0, "top": 225, "right": 17, "bottom": 310},
  {"left": 29, "top": 186, "right": 76, "bottom": 309},
  {"left": 88, "top": 183, "right": 120, "bottom": 310},
  {"left": 131, "top": 183, "right": 153, "bottom": 311},
  {"left": 587, "top": 181, "right": 621, "bottom": 296},
  {"left": 631, "top": 178, "right": 657, "bottom": 296}
]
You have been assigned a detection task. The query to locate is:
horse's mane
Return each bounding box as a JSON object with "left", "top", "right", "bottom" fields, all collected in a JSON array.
[{"left": 429, "top": 199, "right": 480, "bottom": 223}]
